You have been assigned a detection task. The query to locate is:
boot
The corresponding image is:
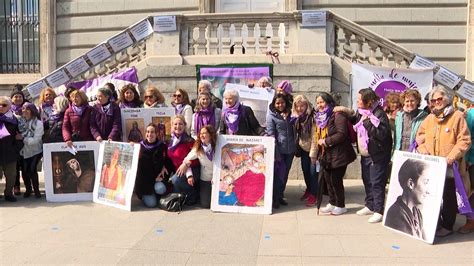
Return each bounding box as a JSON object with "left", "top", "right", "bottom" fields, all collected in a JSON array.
[{"left": 458, "top": 219, "right": 474, "bottom": 234}]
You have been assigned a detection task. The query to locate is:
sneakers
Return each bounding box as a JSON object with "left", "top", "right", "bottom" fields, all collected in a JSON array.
[
  {"left": 320, "top": 203, "right": 335, "bottom": 214},
  {"left": 305, "top": 194, "right": 317, "bottom": 207},
  {"left": 457, "top": 219, "right": 474, "bottom": 234},
  {"left": 300, "top": 191, "right": 310, "bottom": 201},
  {"left": 368, "top": 213, "right": 383, "bottom": 223},
  {"left": 331, "top": 207, "right": 347, "bottom": 216},
  {"left": 356, "top": 206, "right": 374, "bottom": 216},
  {"left": 435, "top": 227, "right": 453, "bottom": 237}
]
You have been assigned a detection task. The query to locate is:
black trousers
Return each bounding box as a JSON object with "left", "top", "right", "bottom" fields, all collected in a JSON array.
[
  {"left": 199, "top": 180, "right": 211, "bottom": 209},
  {"left": 323, "top": 165, "right": 348, "bottom": 208},
  {"left": 22, "top": 153, "right": 42, "bottom": 193},
  {"left": 439, "top": 178, "right": 457, "bottom": 231}
]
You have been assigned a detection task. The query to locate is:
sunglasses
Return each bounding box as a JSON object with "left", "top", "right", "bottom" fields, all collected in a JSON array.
[
  {"left": 0, "top": 104, "right": 8, "bottom": 107},
  {"left": 144, "top": 95, "right": 154, "bottom": 99},
  {"left": 430, "top": 97, "right": 444, "bottom": 104},
  {"left": 173, "top": 94, "right": 183, "bottom": 98}
]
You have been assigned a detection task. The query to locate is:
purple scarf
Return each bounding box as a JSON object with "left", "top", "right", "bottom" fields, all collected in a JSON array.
[
  {"left": 119, "top": 101, "right": 138, "bottom": 109},
  {"left": 194, "top": 106, "right": 216, "bottom": 136},
  {"left": 202, "top": 143, "right": 213, "bottom": 161},
  {"left": 72, "top": 104, "right": 86, "bottom": 116},
  {"left": 222, "top": 101, "right": 242, "bottom": 135},
  {"left": 354, "top": 103, "right": 380, "bottom": 151},
  {"left": 168, "top": 132, "right": 190, "bottom": 151},
  {"left": 174, "top": 103, "right": 185, "bottom": 115},
  {"left": 0, "top": 110, "right": 17, "bottom": 139},
  {"left": 100, "top": 102, "right": 112, "bottom": 116},
  {"left": 10, "top": 104, "right": 23, "bottom": 116},
  {"left": 140, "top": 139, "right": 163, "bottom": 152},
  {"left": 315, "top": 106, "right": 333, "bottom": 129}
]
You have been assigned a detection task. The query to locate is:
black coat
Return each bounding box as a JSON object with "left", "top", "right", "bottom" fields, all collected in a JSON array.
[
  {"left": 219, "top": 105, "right": 265, "bottom": 136},
  {"left": 355, "top": 106, "right": 392, "bottom": 162},
  {"left": 321, "top": 112, "right": 357, "bottom": 169},
  {"left": 0, "top": 119, "right": 22, "bottom": 165},
  {"left": 134, "top": 142, "right": 173, "bottom": 197}
]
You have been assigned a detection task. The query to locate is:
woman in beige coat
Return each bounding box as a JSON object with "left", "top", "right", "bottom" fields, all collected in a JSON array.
[{"left": 416, "top": 85, "right": 471, "bottom": 237}]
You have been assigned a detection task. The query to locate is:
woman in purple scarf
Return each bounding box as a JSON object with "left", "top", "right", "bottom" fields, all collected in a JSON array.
[
  {"left": 118, "top": 84, "right": 143, "bottom": 109},
  {"left": 90, "top": 87, "right": 122, "bottom": 142},
  {"left": 219, "top": 88, "right": 264, "bottom": 136},
  {"left": 191, "top": 92, "right": 221, "bottom": 139},
  {"left": 44, "top": 96, "right": 69, "bottom": 143},
  {"left": 353, "top": 88, "right": 392, "bottom": 223},
  {"left": 314, "top": 92, "right": 356, "bottom": 216},
  {"left": 38, "top": 88, "right": 57, "bottom": 124},
  {"left": 171, "top": 88, "right": 193, "bottom": 134},
  {"left": 62, "top": 90, "right": 94, "bottom": 147},
  {"left": 10, "top": 85, "right": 27, "bottom": 196}
]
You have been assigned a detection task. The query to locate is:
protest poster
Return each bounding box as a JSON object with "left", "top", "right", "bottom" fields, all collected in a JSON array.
[
  {"left": 93, "top": 141, "right": 140, "bottom": 211},
  {"left": 383, "top": 151, "right": 447, "bottom": 244},
  {"left": 224, "top": 83, "right": 275, "bottom": 127},
  {"left": 121, "top": 107, "right": 174, "bottom": 143},
  {"left": 351, "top": 63, "right": 433, "bottom": 110},
  {"left": 211, "top": 135, "right": 275, "bottom": 214},
  {"left": 43, "top": 142, "right": 100, "bottom": 202},
  {"left": 196, "top": 64, "right": 273, "bottom": 99}
]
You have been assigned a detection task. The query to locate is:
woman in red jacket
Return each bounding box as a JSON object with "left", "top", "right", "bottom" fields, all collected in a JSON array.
[
  {"left": 167, "top": 115, "right": 199, "bottom": 205},
  {"left": 62, "top": 90, "right": 93, "bottom": 147}
]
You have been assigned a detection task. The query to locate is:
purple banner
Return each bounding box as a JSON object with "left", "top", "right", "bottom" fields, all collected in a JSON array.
[{"left": 453, "top": 163, "right": 474, "bottom": 216}]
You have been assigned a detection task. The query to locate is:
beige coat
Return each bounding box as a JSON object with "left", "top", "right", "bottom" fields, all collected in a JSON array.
[{"left": 416, "top": 110, "right": 472, "bottom": 195}]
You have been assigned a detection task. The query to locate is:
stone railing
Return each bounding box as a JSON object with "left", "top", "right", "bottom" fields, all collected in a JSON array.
[
  {"left": 326, "top": 11, "right": 415, "bottom": 68},
  {"left": 179, "top": 12, "right": 299, "bottom": 56}
]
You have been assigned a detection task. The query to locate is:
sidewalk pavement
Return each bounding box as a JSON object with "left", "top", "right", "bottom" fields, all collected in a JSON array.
[{"left": 0, "top": 179, "right": 473, "bottom": 265}]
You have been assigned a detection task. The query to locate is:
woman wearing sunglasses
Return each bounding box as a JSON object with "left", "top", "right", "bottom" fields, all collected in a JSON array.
[
  {"left": 416, "top": 85, "right": 471, "bottom": 237},
  {"left": 143, "top": 85, "right": 166, "bottom": 108},
  {"left": 171, "top": 88, "right": 193, "bottom": 134}
]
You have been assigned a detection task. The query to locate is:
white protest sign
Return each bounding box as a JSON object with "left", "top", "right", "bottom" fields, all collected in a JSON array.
[
  {"left": 108, "top": 32, "right": 134, "bottom": 52},
  {"left": 46, "top": 68, "right": 70, "bottom": 88},
  {"left": 302, "top": 11, "right": 326, "bottom": 27},
  {"left": 26, "top": 79, "right": 48, "bottom": 99},
  {"left": 130, "top": 19, "right": 154, "bottom": 41},
  {"left": 434, "top": 66, "right": 461, "bottom": 89},
  {"left": 86, "top": 44, "right": 112, "bottom": 65},
  {"left": 154, "top": 16, "right": 177, "bottom": 32},
  {"left": 64, "top": 57, "right": 90, "bottom": 78},
  {"left": 457, "top": 81, "right": 474, "bottom": 103},
  {"left": 409, "top": 55, "right": 436, "bottom": 70}
]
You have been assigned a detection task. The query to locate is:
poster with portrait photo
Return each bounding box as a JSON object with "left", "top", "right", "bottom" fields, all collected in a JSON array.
[
  {"left": 43, "top": 142, "right": 100, "bottom": 202},
  {"left": 93, "top": 141, "right": 140, "bottom": 211},
  {"left": 383, "top": 151, "right": 447, "bottom": 244},
  {"left": 211, "top": 135, "right": 275, "bottom": 214},
  {"left": 225, "top": 83, "right": 275, "bottom": 127},
  {"left": 121, "top": 107, "right": 174, "bottom": 143}
]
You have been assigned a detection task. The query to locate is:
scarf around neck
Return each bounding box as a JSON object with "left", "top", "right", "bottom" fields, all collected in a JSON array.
[
  {"left": 174, "top": 103, "right": 185, "bottom": 115},
  {"left": 168, "top": 132, "right": 190, "bottom": 151},
  {"left": 11, "top": 104, "right": 23, "bottom": 116},
  {"left": 354, "top": 102, "right": 380, "bottom": 152},
  {"left": 119, "top": 101, "right": 137, "bottom": 109},
  {"left": 100, "top": 102, "right": 112, "bottom": 116},
  {"left": 432, "top": 105, "right": 454, "bottom": 121},
  {"left": 72, "top": 104, "right": 86, "bottom": 116},
  {"left": 292, "top": 111, "right": 313, "bottom": 140},
  {"left": 194, "top": 106, "right": 216, "bottom": 136},
  {"left": 140, "top": 139, "right": 162, "bottom": 152},
  {"left": 315, "top": 106, "right": 333, "bottom": 129},
  {"left": 223, "top": 101, "right": 242, "bottom": 135},
  {"left": 0, "top": 110, "right": 16, "bottom": 139},
  {"left": 202, "top": 143, "right": 213, "bottom": 161}
]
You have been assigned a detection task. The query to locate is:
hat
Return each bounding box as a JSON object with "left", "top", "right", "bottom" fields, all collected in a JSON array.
[
  {"left": 277, "top": 80, "right": 293, "bottom": 94},
  {"left": 22, "top": 102, "right": 40, "bottom": 119},
  {"left": 10, "top": 86, "right": 25, "bottom": 99}
]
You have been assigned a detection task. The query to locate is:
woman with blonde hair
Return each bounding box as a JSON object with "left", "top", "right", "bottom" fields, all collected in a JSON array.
[
  {"left": 38, "top": 87, "right": 57, "bottom": 124},
  {"left": 143, "top": 85, "right": 166, "bottom": 108},
  {"left": 191, "top": 92, "right": 221, "bottom": 139},
  {"left": 171, "top": 88, "right": 193, "bottom": 133}
]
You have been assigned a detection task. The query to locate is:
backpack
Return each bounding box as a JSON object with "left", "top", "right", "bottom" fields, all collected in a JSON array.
[
  {"left": 337, "top": 113, "right": 357, "bottom": 144},
  {"left": 158, "top": 193, "right": 187, "bottom": 212}
]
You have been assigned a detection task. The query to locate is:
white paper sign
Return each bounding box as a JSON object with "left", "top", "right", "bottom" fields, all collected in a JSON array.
[
  {"left": 46, "top": 68, "right": 70, "bottom": 88},
  {"left": 153, "top": 16, "right": 177, "bottom": 32},
  {"left": 225, "top": 83, "right": 275, "bottom": 127},
  {"left": 108, "top": 32, "right": 134, "bottom": 52},
  {"left": 86, "top": 44, "right": 112, "bottom": 65},
  {"left": 409, "top": 55, "right": 436, "bottom": 70},
  {"left": 64, "top": 57, "right": 90, "bottom": 78},
  {"left": 211, "top": 135, "right": 275, "bottom": 215},
  {"left": 26, "top": 79, "right": 48, "bottom": 98},
  {"left": 130, "top": 19, "right": 154, "bottom": 41},
  {"left": 121, "top": 107, "right": 174, "bottom": 143},
  {"left": 302, "top": 11, "right": 326, "bottom": 28},
  {"left": 457, "top": 81, "right": 474, "bottom": 103},
  {"left": 434, "top": 66, "right": 461, "bottom": 89}
]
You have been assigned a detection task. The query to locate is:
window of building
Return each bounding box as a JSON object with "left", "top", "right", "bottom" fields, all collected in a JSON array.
[
  {"left": 216, "top": 0, "right": 285, "bottom": 13},
  {"left": 0, "top": 0, "right": 40, "bottom": 74}
]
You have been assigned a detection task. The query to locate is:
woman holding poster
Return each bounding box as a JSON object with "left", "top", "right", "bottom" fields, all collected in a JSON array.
[
  {"left": 416, "top": 85, "right": 471, "bottom": 237},
  {"left": 62, "top": 90, "right": 94, "bottom": 147},
  {"left": 90, "top": 87, "right": 122, "bottom": 142},
  {"left": 354, "top": 88, "right": 392, "bottom": 223}
]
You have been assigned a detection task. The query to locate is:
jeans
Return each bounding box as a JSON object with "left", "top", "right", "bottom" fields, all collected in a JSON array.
[
  {"left": 142, "top": 194, "right": 157, "bottom": 208},
  {"left": 154, "top": 181, "right": 167, "bottom": 195},
  {"left": 360, "top": 155, "right": 390, "bottom": 214},
  {"left": 300, "top": 150, "right": 318, "bottom": 196},
  {"left": 0, "top": 161, "right": 17, "bottom": 197},
  {"left": 171, "top": 174, "right": 198, "bottom": 205},
  {"left": 22, "top": 153, "right": 42, "bottom": 193},
  {"left": 273, "top": 153, "right": 295, "bottom": 200}
]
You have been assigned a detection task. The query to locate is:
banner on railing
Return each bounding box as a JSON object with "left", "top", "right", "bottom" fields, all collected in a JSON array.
[
  {"left": 196, "top": 64, "right": 273, "bottom": 100},
  {"left": 351, "top": 63, "right": 433, "bottom": 110}
]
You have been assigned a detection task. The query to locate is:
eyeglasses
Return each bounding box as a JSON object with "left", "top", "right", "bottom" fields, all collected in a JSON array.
[
  {"left": 0, "top": 104, "right": 8, "bottom": 108},
  {"left": 144, "top": 95, "right": 154, "bottom": 99},
  {"left": 430, "top": 97, "right": 444, "bottom": 104},
  {"left": 173, "top": 94, "right": 182, "bottom": 98}
]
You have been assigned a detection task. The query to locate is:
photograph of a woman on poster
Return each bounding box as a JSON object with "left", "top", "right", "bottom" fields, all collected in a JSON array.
[{"left": 100, "top": 146, "right": 126, "bottom": 204}]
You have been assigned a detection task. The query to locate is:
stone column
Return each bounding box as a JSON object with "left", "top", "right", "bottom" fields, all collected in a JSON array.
[
  {"left": 40, "top": 0, "right": 56, "bottom": 74},
  {"left": 467, "top": 0, "right": 473, "bottom": 80}
]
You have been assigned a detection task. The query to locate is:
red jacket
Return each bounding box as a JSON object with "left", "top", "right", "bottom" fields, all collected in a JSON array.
[
  {"left": 62, "top": 105, "right": 94, "bottom": 142},
  {"left": 167, "top": 140, "right": 198, "bottom": 171}
]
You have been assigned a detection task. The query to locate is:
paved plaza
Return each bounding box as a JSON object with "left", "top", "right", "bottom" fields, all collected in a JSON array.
[{"left": 0, "top": 179, "right": 473, "bottom": 265}]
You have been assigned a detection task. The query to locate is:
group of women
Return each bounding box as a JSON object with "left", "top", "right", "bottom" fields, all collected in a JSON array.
[{"left": 0, "top": 78, "right": 472, "bottom": 237}]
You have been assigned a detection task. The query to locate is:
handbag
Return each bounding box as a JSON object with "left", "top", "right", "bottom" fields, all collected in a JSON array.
[{"left": 158, "top": 193, "right": 187, "bottom": 212}]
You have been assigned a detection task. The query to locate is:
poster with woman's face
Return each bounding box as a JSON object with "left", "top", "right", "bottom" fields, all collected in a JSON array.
[
  {"left": 43, "top": 142, "right": 100, "bottom": 202},
  {"left": 93, "top": 141, "right": 140, "bottom": 211},
  {"left": 211, "top": 135, "right": 275, "bottom": 214},
  {"left": 383, "top": 151, "right": 447, "bottom": 244}
]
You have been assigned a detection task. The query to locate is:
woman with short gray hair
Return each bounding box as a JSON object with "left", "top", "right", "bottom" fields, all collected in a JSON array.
[
  {"left": 219, "top": 88, "right": 264, "bottom": 136},
  {"left": 416, "top": 84, "right": 471, "bottom": 237},
  {"left": 90, "top": 87, "right": 122, "bottom": 142}
]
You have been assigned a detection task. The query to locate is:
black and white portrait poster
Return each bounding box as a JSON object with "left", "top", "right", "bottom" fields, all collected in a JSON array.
[
  {"left": 93, "top": 141, "right": 140, "bottom": 211},
  {"left": 383, "top": 151, "right": 447, "bottom": 244},
  {"left": 43, "top": 142, "right": 100, "bottom": 202}
]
